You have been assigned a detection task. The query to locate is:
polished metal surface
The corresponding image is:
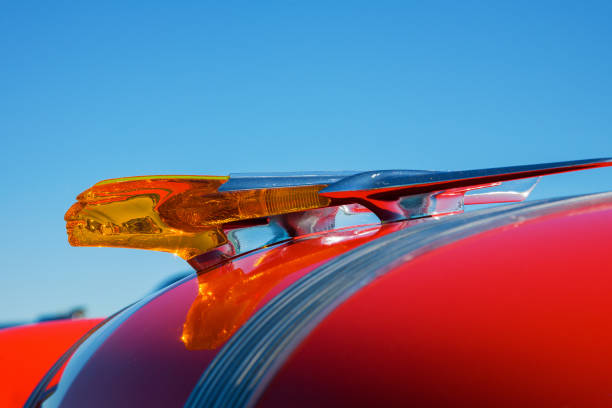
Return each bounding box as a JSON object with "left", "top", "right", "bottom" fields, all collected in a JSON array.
[
  {"left": 320, "top": 158, "right": 612, "bottom": 196},
  {"left": 464, "top": 177, "right": 539, "bottom": 205},
  {"left": 219, "top": 171, "right": 357, "bottom": 192},
  {"left": 366, "top": 177, "right": 541, "bottom": 221},
  {"left": 220, "top": 159, "right": 611, "bottom": 224},
  {"left": 190, "top": 207, "right": 346, "bottom": 271}
]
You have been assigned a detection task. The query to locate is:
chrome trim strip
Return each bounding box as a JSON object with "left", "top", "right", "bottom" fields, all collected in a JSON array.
[
  {"left": 219, "top": 171, "right": 358, "bottom": 192},
  {"left": 321, "top": 158, "right": 612, "bottom": 195},
  {"left": 184, "top": 192, "right": 612, "bottom": 408}
]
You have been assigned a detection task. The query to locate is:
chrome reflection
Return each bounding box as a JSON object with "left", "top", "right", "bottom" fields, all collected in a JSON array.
[
  {"left": 219, "top": 171, "right": 358, "bottom": 192},
  {"left": 465, "top": 177, "right": 539, "bottom": 204},
  {"left": 189, "top": 206, "right": 377, "bottom": 272}
]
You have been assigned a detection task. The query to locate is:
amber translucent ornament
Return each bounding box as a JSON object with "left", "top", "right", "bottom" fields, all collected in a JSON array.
[{"left": 65, "top": 175, "right": 331, "bottom": 259}]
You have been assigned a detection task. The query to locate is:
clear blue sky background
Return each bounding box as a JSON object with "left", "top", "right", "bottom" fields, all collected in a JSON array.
[{"left": 1, "top": 1, "right": 611, "bottom": 322}]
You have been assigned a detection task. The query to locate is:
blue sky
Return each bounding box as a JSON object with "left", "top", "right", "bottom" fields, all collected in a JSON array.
[{"left": 1, "top": 1, "right": 611, "bottom": 321}]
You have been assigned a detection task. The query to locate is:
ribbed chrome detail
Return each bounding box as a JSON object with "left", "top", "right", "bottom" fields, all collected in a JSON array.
[
  {"left": 184, "top": 192, "right": 612, "bottom": 408},
  {"left": 263, "top": 185, "right": 327, "bottom": 214}
]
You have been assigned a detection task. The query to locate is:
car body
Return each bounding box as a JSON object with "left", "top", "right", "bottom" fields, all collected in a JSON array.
[{"left": 3, "top": 158, "right": 612, "bottom": 407}]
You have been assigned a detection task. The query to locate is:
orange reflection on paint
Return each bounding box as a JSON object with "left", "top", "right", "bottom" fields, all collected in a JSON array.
[{"left": 180, "top": 224, "right": 404, "bottom": 350}]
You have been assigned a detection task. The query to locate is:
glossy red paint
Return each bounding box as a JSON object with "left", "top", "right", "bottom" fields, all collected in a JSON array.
[
  {"left": 54, "top": 222, "right": 413, "bottom": 407},
  {"left": 0, "top": 319, "right": 102, "bottom": 408},
  {"left": 259, "top": 199, "right": 612, "bottom": 407}
]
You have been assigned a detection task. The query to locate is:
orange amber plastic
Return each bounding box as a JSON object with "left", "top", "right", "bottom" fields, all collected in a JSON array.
[{"left": 65, "top": 176, "right": 330, "bottom": 259}]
